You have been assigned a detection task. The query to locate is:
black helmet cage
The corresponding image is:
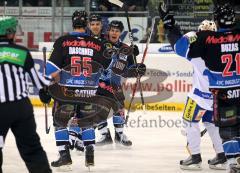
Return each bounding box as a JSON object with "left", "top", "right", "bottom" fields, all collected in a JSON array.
[
  {"left": 72, "top": 10, "right": 88, "bottom": 28},
  {"left": 213, "top": 3, "right": 236, "bottom": 28}
]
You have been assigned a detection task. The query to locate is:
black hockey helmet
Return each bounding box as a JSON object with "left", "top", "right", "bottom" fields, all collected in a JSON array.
[
  {"left": 213, "top": 3, "right": 235, "bottom": 28},
  {"left": 108, "top": 20, "right": 124, "bottom": 32},
  {"left": 89, "top": 13, "right": 102, "bottom": 22},
  {"left": 72, "top": 10, "right": 88, "bottom": 28}
]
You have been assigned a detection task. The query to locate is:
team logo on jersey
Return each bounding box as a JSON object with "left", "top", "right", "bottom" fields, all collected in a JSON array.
[
  {"left": 104, "top": 42, "right": 113, "bottom": 49},
  {"left": 62, "top": 40, "right": 101, "bottom": 51},
  {"left": 206, "top": 34, "right": 240, "bottom": 44}
]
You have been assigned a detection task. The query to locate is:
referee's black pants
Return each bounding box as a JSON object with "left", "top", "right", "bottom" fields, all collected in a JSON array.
[{"left": 0, "top": 98, "right": 52, "bottom": 173}]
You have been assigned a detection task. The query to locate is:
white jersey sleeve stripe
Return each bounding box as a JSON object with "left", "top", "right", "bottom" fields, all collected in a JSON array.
[
  {"left": 0, "top": 66, "right": 6, "bottom": 102},
  {"left": 4, "top": 64, "right": 14, "bottom": 101},
  {"left": 12, "top": 66, "right": 21, "bottom": 100}
]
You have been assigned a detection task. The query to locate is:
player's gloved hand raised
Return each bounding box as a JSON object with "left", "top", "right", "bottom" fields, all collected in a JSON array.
[
  {"left": 158, "top": 2, "right": 175, "bottom": 29},
  {"left": 131, "top": 63, "right": 146, "bottom": 77},
  {"left": 133, "top": 45, "right": 139, "bottom": 56},
  {"left": 136, "top": 63, "right": 146, "bottom": 76},
  {"left": 39, "top": 87, "right": 51, "bottom": 104}
]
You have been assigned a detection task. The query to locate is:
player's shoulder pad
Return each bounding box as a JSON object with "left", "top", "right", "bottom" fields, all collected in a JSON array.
[
  {"left": 196, "top": 30, "right": 214, "bottom": 38},
  {"left": 183, "top": 31, "right": 197, "bottom": 44},
  {"left": 53, "top": 35, "right": 68, "bottom": 47}
]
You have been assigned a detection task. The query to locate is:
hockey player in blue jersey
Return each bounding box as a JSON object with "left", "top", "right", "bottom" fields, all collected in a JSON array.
[
  {"left": 95, "top": 20, "right": 145, "bottom": 147},
  {"left": 159, "top": 2, "right": 240, "bottom": 173}
]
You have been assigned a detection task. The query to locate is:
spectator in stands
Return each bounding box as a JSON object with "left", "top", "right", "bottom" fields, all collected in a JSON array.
[
  {"left": 3, "top": 0, "right": 19, "bottom": 6},
  {"left": 123, "top": 0, "right": 149, "bottom": 11},
  {"left": 38, "top": 0, "right": 51, "bottom": 6},
  {"left": 69, "top": 0, "right": 84, "bottom": 6},
  {"left": 96, "top": 0, "right": 119, "bottom": 11},
  {"left": 23, "top": 0, "right": 50, "bottom": 6},
  {"left": 56, "top": 0, "right": 70, "bottom": 6}
]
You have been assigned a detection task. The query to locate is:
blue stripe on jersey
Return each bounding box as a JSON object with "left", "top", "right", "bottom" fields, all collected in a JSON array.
[
  {"left": 46, "top": 61, "right": 60, "bottom": 75},
  {"left": 69, "top": 32, "right": 89, "bottom": 36},
  {"left": 223, "top": 140, "right": 240, "bottom": 156},
  {"left": 113, "top": 115, "right": 125, "bottom": 125},
  {"left": 82, "top": 128, "right": 95, "bottom": 141},
  {"left": 193, "top": 88, "right": 213, "bottom": 99},
  {"left": 55, "top": 128, "right": 69, "bottom": 141},
  {"left": 68, "top": 126, "right": 81, "bottom": 134},
  {"left": 175, "top": 37, "right": 190, "bottom": 58},
  {"left": 203, "top": 69, "right": 240, "bottom": 88}
]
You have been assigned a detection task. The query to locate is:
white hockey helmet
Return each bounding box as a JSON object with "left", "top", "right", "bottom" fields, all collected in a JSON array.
[{"left": 198, "top": 20, "right": 217, "bottom": 31}]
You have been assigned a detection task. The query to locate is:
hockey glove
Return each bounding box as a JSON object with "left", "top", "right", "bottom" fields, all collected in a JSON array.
[
  {"left": 126, "top": 63, "right": 146, "bottom": 77},
  {"left": 136, "top": 63, "right": 146, "bottom": 76},
  {"left": 39, "top": 87, "right": 51, "bottom": 104},
  {"left": 158, "top": 2, "right": 175, "bottom": 29},
  {"left": 133, "top": 45, "right": 139, "bottom": 56}
]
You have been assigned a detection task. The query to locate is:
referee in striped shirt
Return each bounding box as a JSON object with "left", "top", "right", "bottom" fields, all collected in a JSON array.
[{"left": 0, "top": 16, "right": 52, "bottom": 173}]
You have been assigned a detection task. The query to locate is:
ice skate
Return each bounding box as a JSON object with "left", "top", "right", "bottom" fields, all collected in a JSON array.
[
  {"left": 180, "top": 154, "right": 202, "bottom": 170},
  {"left": 208, "top": 152, "right": 227, "bottom": 170},
  {"left": 51, "top": 149, "right": 72, "bottom": 171},
  {"left": 114, "top": 131, "right": 132, "bottom": 147},
  {"left": 229, "top": 164, "right": 240, "bottom": 173},
  {"left": 96, "top": 128, "right": 113, "bottom": 146},
  {"left": 230, "top": 157, "right": 240, "bottom": 173},
  {"left": 85, "top": 145, "right": 94, "bottom": 170}
]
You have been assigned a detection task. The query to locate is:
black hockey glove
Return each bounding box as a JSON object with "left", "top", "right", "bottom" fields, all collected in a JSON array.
[
  {"left": 133, "top": 45, "right": 139, "bottom": 56},
  {"left": 158, "top": 2, "right": 175, "bottom": 29},
  {"left": 39, "top": 87, "right": 51, "bottom": 104},
  {"left": 136, "top": 63, "right": 146, "bottom": 76},
  {"left": 126, "top": 63, "right": 146, "bottom": 77}
]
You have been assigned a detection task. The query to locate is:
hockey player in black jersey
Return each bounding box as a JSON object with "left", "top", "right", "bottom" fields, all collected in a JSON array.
[
  {"left": 88, "top": 13, "right": 106, "bottom": 41},
  {"left": 95, "top": 20, "right": 146, "bottom": 147},
  {"left": 159, "top": 3, "right": 240, "bottom": 173},
  {"left": 0, "top": 16, "right": 52, "bottom": 173},
  {"left": 41, "top": 10, "right": 114, "bottom": 171}
]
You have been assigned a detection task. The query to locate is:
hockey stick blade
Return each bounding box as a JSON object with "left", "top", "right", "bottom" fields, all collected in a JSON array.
[{"left": 108, "top": 0, "right": 124, "bottom": 8}]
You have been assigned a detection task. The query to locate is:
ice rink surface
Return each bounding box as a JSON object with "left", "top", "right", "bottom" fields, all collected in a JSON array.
[{"left": 2, "top": 107, "right": 225, "bottom": 173}]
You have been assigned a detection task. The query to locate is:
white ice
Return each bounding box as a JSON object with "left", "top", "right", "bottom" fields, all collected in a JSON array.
[{"left": 2, "top": 107, "right": 223, "bottom": 173}]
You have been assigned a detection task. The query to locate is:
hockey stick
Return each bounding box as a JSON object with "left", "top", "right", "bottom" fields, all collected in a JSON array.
[
  {"left": 42, "top": 47, "right": 50, "bottom": 134},
  {"left": 125, "top": 18, "right": 156, "bottom": 124},
  {"left": 107, "top": 0, "right": 145, "bottom": 112}
]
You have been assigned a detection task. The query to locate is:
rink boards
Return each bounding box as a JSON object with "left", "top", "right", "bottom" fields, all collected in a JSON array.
[{"left": 30, "top": 44, "right": 193, "bottom": 112}]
